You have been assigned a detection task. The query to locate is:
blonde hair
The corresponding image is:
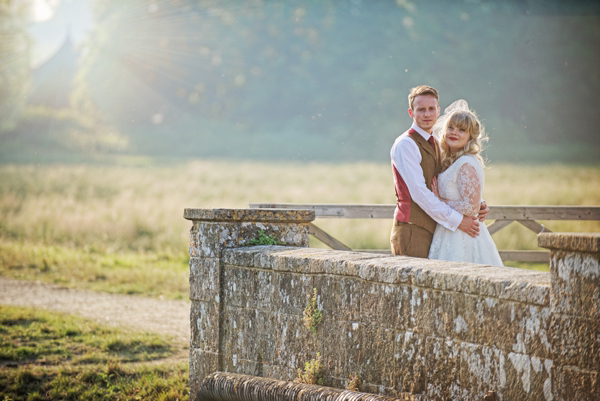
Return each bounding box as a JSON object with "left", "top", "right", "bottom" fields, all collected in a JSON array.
[
  {"left": 408, "top": 85, "right": 439, "bottom": 109},
  {"left": 440, "top": 109, "right": 488, "bottom": 171}
]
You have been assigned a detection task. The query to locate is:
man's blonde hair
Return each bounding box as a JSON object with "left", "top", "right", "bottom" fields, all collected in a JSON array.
[{"left": 408, "top": 85, "right": 439, "bottom": 109}]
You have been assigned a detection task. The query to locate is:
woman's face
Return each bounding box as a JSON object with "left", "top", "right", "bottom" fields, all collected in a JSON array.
[{"left": 445, "top": 124, "right": 470, "bottom": 154}]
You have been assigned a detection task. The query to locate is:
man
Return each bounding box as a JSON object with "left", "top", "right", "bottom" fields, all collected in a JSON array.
[{"left": 390, "top": 85, "right": 487, "bottom": 258}]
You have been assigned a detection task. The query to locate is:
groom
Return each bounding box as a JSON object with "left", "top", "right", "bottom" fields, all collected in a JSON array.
[{"left": 390, "top": 85, "right": 487, "bottom": 258}]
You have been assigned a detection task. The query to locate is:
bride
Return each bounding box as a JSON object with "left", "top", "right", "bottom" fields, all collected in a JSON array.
[{"left": 428, "top": 100, "right": 503, "bottom": 266}]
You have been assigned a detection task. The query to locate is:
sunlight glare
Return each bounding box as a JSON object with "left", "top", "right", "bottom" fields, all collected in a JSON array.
[{"left": 32, "top": 0, "right": 59, "bottom": 22}]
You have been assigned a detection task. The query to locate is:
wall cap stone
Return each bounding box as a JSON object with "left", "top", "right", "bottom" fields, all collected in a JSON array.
[
  {"left": 538, "top": 232, "right": 600, "bottom": 253},
  {"left": 184, "top": 208, "right": 316, "bottom": 223},
  {"left": 222, "top": 246, "right": 551, "bottom": 305}
]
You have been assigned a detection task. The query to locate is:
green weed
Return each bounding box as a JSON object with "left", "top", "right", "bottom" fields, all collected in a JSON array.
[
  {"left": 295, "top": 352, "right": 325, "bottom": 386},
  {"left": 302, "top": 288, "right": 323, "bottom": 335},
  {"left": 247, "top": 230, "right": 281, "bottom": 246},
  {"left": 346, "top": 372, "right": 361, "bottom": 392}
]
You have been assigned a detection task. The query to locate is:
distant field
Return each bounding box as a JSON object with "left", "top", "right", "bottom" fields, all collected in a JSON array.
[{"left": 0, "top": 161, "right": 599, "bottom": 287}]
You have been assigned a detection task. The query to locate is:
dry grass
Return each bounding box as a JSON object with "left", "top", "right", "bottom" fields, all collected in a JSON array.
[
  {"left": 0, "top": 161, "right": 394, "bottom": 252},
  {"left": 1, "top": 161, "right": 599, "bottom": 267}
]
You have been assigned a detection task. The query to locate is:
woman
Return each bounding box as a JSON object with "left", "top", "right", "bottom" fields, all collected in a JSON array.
[{"left": 428, "top": 101, "right": 503, "bottom": 266}]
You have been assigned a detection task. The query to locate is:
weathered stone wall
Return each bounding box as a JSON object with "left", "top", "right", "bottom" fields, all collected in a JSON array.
[
  {"left": 185, "top": 209, "right": 599, "bottom": 401},
  {"left": 539, "top": 233, "right": 600, "bottom": 400},
  {"left": 184, "top": 208, "right": 315, "bottom": 397}
]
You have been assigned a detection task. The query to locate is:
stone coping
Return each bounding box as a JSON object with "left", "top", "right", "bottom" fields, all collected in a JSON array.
[
  {"left": 220, "top": 246, "right": 551, "bottom": 306},
  {"left": 183, "top": 208, "right": 316, "bottom": 223},
  {"left": 538, "top": 232, "right": 600, "bottom": 253},
  {"left": 199, "top": 372, "right": 404, "bottom": 401}
]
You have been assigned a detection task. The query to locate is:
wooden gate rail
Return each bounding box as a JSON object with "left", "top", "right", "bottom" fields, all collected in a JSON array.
[{"left": 249, "top": 203, "right": 600, "bottom": 263}]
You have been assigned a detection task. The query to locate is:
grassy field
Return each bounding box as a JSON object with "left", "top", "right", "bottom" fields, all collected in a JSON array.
[
  {"left": 1, "top": 161, "right": 599, "bottom": 285},
  {"left": 0, "top": 242, "right": 189, "bottom": 299},
  {"left": 0, "top": 305, "right": 188, "bottom": 400}
]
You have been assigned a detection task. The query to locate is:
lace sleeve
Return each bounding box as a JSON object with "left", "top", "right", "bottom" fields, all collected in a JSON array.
[{"left": 446, "top": 163, "right": 481, "bottom": 216}]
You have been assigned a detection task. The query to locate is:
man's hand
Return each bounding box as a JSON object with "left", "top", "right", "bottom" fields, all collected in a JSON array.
[
  {"left": 458, "top": 215, "right": 480, "bottom": 237},
  {"left": 431, "top": 176, "right": 440, "bottom": 198},
  {"left": 478, "top": 200, "right": 490, "bottom": 222}
]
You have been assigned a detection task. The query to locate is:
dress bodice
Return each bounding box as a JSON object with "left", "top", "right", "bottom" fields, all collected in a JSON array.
[
  {"left": 428, "top": 154, "right": 503, "bottom": 267},
  {"left": 437, "top": 155, "right": 484, "bottom": 217}
]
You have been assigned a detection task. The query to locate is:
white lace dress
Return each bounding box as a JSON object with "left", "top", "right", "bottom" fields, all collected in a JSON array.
[{"left": 428, "top": 155, "right": 503, "bottom": 266}]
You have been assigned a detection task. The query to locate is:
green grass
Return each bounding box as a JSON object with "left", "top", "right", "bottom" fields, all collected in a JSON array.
[
  {"left": 0, "top": 306, "right": 189, "bottom": 401},
  {"left": 1, "top": 361, "right": 189, "bottom": 401},
  {"left": 0, "top": 306, "right": 173, "bottom": 365},
  {"left": 0, "top": 241, "right": 189, "bottom": 300},
  {"left": 505, "top": 262, "right": 550, "bottom": 272}
]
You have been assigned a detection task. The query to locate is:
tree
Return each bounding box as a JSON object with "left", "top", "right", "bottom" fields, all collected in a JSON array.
[{"left": 0, "top": 0, "right": 30, "bottom": 132}]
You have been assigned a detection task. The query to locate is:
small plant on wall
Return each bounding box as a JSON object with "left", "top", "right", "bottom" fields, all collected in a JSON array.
[
  {"left": 302, "top": 288, "right": 323, "bottom": 335},
  {"left": 295, "top": 352, "right": 325, "bottom": 385},
  {"left": 346, "top": 372, "right": 361, "bottom": 391},
  {"left": 247, "top": 230, "right": 281, "bottom": 245}
]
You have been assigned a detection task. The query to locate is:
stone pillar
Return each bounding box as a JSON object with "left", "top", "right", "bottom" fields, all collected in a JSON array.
[
  {"left": 183, "top": 208, "right": 315, "bottom": 400},
  {"left": 539, "top": 232, "right": 600, "bottom": 400}
]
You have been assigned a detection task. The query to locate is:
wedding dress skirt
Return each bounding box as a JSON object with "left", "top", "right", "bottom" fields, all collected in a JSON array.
[{"left": 428, "top": 155, "right": 503, "bottom": 266}]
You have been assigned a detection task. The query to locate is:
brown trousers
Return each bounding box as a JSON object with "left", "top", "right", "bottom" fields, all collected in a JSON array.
[{"left": 390, "top": 221, "right": 433, "bottom": 258}]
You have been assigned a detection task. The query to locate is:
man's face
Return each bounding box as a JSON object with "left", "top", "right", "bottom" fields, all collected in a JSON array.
[{"left": 408, "top": 95, "right": 440, "bottom": 133}]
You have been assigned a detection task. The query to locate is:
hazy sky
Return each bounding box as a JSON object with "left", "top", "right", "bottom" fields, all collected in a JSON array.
[{"left": 28, "top": 0, "right": 93, "bottom": 67}]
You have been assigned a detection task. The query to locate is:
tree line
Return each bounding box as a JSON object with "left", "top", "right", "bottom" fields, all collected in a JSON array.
[{"left": 2, "top": 0, "right": 599, "bottom": 164}]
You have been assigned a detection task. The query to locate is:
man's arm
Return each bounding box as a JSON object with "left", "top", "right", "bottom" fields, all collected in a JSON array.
[{"left": 392, "top": 138, "right": 465, "bottom": 232}]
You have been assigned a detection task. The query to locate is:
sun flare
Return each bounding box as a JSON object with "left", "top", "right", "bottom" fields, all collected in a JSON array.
[{"left": 31, "top": 0, "right": 58, "bottom": 22}]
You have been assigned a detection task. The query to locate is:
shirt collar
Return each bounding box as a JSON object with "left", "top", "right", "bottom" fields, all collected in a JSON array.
[{"left": 411, "top": 122, "right": 432, "bottom": 141}]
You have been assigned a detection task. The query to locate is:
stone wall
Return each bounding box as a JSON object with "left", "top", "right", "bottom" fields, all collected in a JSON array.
[
  {"left": 540, "top": 233, "right": 599, "bottom": 400},
  {"left": 185, "top": 209, "right": 599, "bottom": 401},
  {"left": 184, "top": 208, "right": 315, "bottom": 397}
]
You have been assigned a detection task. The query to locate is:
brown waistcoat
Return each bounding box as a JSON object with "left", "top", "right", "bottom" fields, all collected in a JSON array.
[{"left": 392, "top": 130, "right": 441, "bottom": 235}]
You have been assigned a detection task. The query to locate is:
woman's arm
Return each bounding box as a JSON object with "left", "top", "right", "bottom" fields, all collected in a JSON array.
[{"left": 445, "top": 163, "right": 482, "bottom": 217}]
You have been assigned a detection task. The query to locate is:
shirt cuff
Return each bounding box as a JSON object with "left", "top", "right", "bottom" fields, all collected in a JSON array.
[{"left": 441, "top": 209, "right": 464, "bottom": 232}]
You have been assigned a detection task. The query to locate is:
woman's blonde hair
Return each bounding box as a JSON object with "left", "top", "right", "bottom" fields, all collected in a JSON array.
[{"left": 440, "top": 109, "right": 488, "bottom": 172}]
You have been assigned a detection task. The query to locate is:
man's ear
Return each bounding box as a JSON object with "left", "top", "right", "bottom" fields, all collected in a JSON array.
[
  {"left": 437, "top": 107, "right": 441, "bottom": 117},
  {"left": 408, "top": 108, "right": 413, "bottom": 118}
]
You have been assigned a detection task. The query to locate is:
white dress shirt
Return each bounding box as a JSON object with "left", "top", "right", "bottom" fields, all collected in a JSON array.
[{"left": 390, "top": 123, "right": 463, "bottom": 231}]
